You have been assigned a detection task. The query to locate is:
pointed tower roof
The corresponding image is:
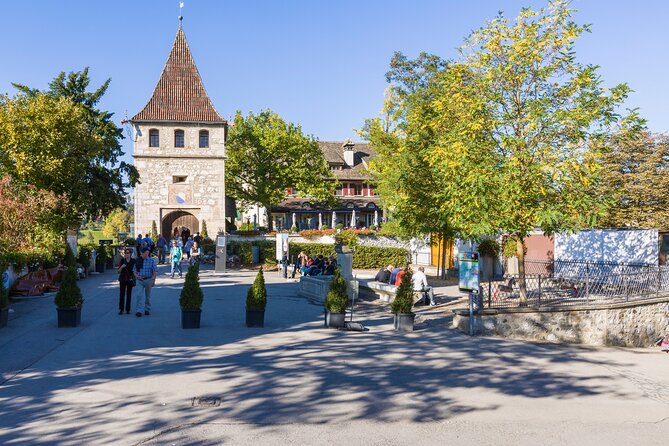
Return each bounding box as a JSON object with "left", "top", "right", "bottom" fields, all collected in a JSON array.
[{"left": 132, "top": 28, "right": 225, "bottom": 124}]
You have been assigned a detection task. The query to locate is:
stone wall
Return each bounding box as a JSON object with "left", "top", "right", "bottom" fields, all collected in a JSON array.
[
  {"left": 133, "top": 122, "right": 227, "bottom": 236},
  {"left": 452, "top": 297, "right": 669, "bottom": 347}
]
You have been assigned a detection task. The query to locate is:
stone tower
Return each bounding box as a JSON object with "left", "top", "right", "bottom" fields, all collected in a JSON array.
[{"left": 131, "top": 23, "right": 227, "bottom": 240}]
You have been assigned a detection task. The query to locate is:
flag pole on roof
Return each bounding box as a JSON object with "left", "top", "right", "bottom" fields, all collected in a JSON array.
[{"left": 179, "top": 1, "right": 185, "bottom": 25}]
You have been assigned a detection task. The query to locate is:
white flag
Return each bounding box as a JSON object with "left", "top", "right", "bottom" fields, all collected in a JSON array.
[{"left": 180, "top": 2, "right": 185, "bottom": 8}]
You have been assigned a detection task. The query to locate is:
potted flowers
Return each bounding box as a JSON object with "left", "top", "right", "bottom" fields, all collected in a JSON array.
[
  {"left": 246, "top": 268, "right": 267, "bottom": 327},
  {"left": 179, "top": 264, "right": 203, "bottom": 329},
  {"left": 391, "top": 268, "right": 415, "bottom": 332},
  {"left": 324, "top": 268, "right": 348, "bottom": 328}
]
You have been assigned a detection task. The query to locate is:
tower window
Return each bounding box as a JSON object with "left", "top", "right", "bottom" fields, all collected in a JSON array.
[
  {"left": 175, "top": 130, "right": 185, "bottom": 148},
  {"left": 149, "top": 129, "right": 159, "bottom": 147},
  {"left": 199, "top": 130, "right": 209, "bottom": 148}
]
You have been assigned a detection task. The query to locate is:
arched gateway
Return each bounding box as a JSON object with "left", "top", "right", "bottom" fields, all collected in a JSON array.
[{"left": 162, "top": 210, "right": 199, "bottom": 241}]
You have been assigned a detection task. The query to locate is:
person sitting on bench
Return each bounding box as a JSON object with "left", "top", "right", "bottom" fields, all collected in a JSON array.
[
  {"left": 412, "top": 266, "right": 436, "bottom": 306},
  {"left": 374, "top": 265, "right": 393, "bottom": 283}
]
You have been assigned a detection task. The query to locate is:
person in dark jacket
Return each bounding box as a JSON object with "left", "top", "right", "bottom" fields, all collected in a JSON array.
[
  {"left": 375, "top": 265, "right": 393, "bottom": 283},
  {"left": 117, "top": 248, "right": 136, "bottom": 315}
]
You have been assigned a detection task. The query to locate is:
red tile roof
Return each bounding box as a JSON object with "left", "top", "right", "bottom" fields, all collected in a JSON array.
[{"left": 132, "top": 28, "right": 225, "bottom": 124}]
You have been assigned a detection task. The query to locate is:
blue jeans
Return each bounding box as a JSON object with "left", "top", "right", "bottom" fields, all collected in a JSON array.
[{"left": 171, "top": 260, "right": 182, "bottom": 277}]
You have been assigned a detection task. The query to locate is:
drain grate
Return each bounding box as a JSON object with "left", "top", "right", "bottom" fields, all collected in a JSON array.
[{"left": 191, "top": 396, "right": 221, "bottom": 407}]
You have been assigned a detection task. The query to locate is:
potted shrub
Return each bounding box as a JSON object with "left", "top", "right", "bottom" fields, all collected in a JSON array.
[
  {"left": 334, "top": 230, "right": 357, "bottom": 254},
  {"left": 391, "top": 268, "right": 415, "bottom": 332},
  {"left": 0, "top": 275, "right": 8, "bottom": 329},
  {"left": 246, "top": 268, "right": 267, "bottom": 327},
  {"left": 55, "top": 268, "right": 84, "bottom": 328},
  {"left": 324, "top": 268, "right": 348, "bottom": 328},
  {"left": 179, "top": 264, "right": 203, "bottom": 329}
]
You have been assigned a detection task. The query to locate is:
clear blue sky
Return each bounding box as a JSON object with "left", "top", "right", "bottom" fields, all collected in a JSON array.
[{"left": 1, "top": 0, "right": 668, "bottom": 164}]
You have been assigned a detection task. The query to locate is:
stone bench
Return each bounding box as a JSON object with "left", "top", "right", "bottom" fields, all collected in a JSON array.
[{"left": 359, "top": 279, "right": 398, "bottom": 302}]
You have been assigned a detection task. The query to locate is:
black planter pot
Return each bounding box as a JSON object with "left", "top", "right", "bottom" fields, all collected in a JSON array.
[
  {"left": 0, "top": 307, "right": 8, "bottom": 328},
  {"left": 246, "top": 308, "right": 265, "bottom": 328},
  {"left": 57, "top": 307, "right": 82, "bottom": 328},
  {"left": 181, "top": 309, "right": 201, "bottom": 329},
  {"left": 325, "top": 311, "right": 346, "bottom": 329},
  {"left": 394, "top": 313, "right": 415, "bottom": 332}
]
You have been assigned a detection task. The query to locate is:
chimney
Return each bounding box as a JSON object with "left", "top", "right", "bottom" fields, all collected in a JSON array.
[{"left": 343, "top": 139, "right": 355, "bottom": 167}]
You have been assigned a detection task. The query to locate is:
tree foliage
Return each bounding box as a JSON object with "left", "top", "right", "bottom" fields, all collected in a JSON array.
[
  {"left": 226, "top": 110, "right": 336, "bottom": 230},
  {"left": 102, "top": 208, "right": 130, "bottom": 239},
  {"left": 596, "top": 131, "right": 669, "bottom": 228},
  {"left": 4, "top": 68, "right": 138, "bottom": 224},
  {"left": 366, "top": 1, "right": 636, "bottom": 303},
  {"left": 0, "top": 175, "right": 68, "bottom": 253}
]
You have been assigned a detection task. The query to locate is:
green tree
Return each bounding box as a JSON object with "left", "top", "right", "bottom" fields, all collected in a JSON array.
[
  {"left": 0, "top": 175, "right": 67, "bottom": 253},
  {"left": 226, "top": 110, "right": 336, "bottom": 231},
  {"left": 367, "top": 1, "right": 635, "bottom": 304},
  {"left": 64, "top": 243, "right": 76, "bottom": 269},
  {"left": 7, "top": 68, "right": 138, "bottom": 222},
  {"left": 390, "top": 269, "right": 414, "bottom": 314},
  {"left": 102, "top": 208, "right": 130, "bottom": 239},
  {"left": 325, "top": 268, "right": 348, "bottom": 313},
  {"left": 150, "top": 220, "right": 158, "bottom": 240},
  {"left": 54, "top": 266, "right": 83, "bottom": 309},
  {"left": 201, "top": 220, "right": 209, "bottom": 239},
  {"left": 596, "top": 131, "right": 669, "bottom": 228}
]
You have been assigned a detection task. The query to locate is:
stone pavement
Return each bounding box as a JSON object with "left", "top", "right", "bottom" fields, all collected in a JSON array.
[{"left": 1, "top": 265, "right": 668, "bottom": 445}]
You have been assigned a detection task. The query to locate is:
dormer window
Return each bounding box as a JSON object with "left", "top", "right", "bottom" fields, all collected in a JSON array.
[
  {"left": 175, "top": 130, "right": 185, "bottom": 148},
  {"left": 199, "top": 130, "right": 209, "bottom": 148},
  {"left": 149, "top": 129, "right": 159, "bottom": 147}
]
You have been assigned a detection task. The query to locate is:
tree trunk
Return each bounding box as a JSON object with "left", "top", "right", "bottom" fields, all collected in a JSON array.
[
  {"left": 517, "top": 236, "right": 528, "bottom": 306},
  {"left": 267, "top": 209, "right": 273, "bottom": 232},
  {"left": 441, "top": 231, "right": 447, "bottom": 280}
]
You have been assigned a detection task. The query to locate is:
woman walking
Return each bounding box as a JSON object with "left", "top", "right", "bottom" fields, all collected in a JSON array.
[{"left": 117, "top": 248, "right": 136, "bottom": 314}]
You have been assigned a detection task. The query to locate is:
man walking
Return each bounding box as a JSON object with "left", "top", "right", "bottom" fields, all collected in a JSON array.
[
  {"left": 156, "top": 234, "right": 167, "bottom": 264},
  {"left": 170, "top": 239, "right": 183, "bottom": 278},
  {"left": 412, "top": 266, "right": 436, "bottom": 306},
  {"left": 134, "top": 247, "right": 157, "bottom": 317}
]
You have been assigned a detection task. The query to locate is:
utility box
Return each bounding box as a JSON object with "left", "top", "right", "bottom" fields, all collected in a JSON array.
[{"left": 215, "top": 235, "right": 226, "bottom": 273}]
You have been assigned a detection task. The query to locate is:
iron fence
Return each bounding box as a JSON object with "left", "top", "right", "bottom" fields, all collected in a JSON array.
[{"left": 483, "top": 259, "right": 669, "bottom": 309}]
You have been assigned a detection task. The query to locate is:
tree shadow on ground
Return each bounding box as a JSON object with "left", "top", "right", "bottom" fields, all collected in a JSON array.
[{"left": 0, "top": 269, "right": 636, "bottom": 445}]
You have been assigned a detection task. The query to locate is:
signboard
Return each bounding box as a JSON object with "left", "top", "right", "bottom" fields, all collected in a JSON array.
[
  {"left": 459, "top": 252, "right": 480, "bottom": 292},
  {"left": 217, "top": 236, "right": 226, "bottom": 247},
  {"left": 99, "top": 239, "right": 114, "bottom": 245},
  {"left": 276, "top": 233, "right": 289, "bottom": 262}
]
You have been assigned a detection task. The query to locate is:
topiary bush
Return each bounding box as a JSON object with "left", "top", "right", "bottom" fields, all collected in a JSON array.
[
  {"left": 77, "top": 245, "right": 93, "bottom": 269},
  {"left": 64, "top": 243, "right": 76, "bottom": 268},
  {"left": 325, "top": 268, "right": 348, "bottom": 313},
  {"left": 96, "top": 245, "right": 107, "bottom": 266},
  {"left": 201, "top": 219, "right": 209, "bottom": 239},
  {"left": 179, "top": 264, "right": 203, "bottom": 310},
  {"left": 336, "top": 223, "right": 344, "bottom": 230},
  {"left": 390, "top": 269, "right": 413, "bottom": 314},
  {"left": 54, "top": 266, "right": 84, "bottom": 309},
  {"left": 246, "top": 268, "right": 267, "bottom": 310}
]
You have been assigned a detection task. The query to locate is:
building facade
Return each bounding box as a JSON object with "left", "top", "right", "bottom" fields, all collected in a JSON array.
[
  {"left": 269, "top": 139, "right": 383, "bottom": 230},
  {"left": 132, "top": 24, "right": 229, "bottom": 239}
]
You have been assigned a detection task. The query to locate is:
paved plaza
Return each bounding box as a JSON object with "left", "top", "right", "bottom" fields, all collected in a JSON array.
[{"left": 1, "top": 266, "right": 668, "bottom": 445}]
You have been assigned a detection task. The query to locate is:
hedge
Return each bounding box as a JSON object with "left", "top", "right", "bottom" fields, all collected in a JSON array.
[
  {"left": 227, "top": 240, "right": 275, "bottom": 265},
  {"left": 288, "top": 242, "right": 409, "bottom": 270}
]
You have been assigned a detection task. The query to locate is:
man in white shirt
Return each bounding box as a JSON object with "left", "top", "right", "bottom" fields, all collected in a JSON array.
[{"left": 411, "top": 266, "right": 436, "bottom": 306}]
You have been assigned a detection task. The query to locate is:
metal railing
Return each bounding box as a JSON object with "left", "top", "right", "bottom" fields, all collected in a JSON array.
[{"left": 483, "top": 259, "right": 669, "bottom": 309}]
